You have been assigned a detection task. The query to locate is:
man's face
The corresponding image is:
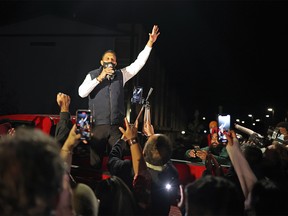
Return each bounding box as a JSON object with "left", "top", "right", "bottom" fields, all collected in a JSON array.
[
  {"left": 101, "top": 52, "right": 117, "bottom": 66},
  {"left": 279, "top": 127, "right": 288, "bottom": 135},
  {"left": 211, "top": 133, "right": 219, "bottom": 147}
]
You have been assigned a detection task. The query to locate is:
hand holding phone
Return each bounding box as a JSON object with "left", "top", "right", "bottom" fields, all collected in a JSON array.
[{"left": 76, "top": 109, "right": 92, "bottom": 140}]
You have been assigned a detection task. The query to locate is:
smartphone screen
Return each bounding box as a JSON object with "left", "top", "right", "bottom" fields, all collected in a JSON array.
[
  {"left": 131, "top": 86, "right": 143, "bottom": 104},
  {"left": 217, "top": 114, "right": 231, "bottom": 143},
  {"left": 76, "top": 109, "right": 92, "bottom": 140}
]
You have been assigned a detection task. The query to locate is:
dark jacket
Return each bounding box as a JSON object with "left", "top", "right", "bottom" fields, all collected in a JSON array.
[
  {"left": 55, "top": 112, "right": 73, "bottom": 146},
  {"left": 88, "top": 66, "right": 124, "bottom": 126}
]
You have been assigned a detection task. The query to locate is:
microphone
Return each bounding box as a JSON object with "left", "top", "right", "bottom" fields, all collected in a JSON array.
[
  {"left": 103, "top": 62, "right": 115, "bottom": 80},
  {"left": 234, "top": 123, "right": 264, "bottom": 138},
  {"left": 106, "top": 73, "right": 115, "bottom": 80}
]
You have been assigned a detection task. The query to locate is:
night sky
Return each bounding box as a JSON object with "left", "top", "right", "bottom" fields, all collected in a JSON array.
[{"left": 1, "top": 0, "right": 287, "bottom": 125}]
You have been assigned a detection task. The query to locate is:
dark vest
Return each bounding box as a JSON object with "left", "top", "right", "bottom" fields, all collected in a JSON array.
[{"left": 88, "top": 66, "right": 124, "bottom": 125}]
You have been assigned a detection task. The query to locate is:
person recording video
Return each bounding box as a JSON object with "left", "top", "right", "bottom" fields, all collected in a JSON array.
[
  {"left": 78, "top": 25, "right": 160, "bottom": 168},
  {"left": 185, "top": 132, "right": 231, "bottom": 166}
]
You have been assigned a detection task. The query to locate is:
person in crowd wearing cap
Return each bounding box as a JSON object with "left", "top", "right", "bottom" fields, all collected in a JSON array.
[{"left": 207, "top": 120, "right": 218, "bottom": 146}]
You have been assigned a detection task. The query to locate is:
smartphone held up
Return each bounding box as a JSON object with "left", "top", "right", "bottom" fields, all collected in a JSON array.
[
  {"left": 76, "top": 109, "right": 92, "bottom": 140},
  {"left": 217, "top": 114, "right": 231, "bottom": 143}
]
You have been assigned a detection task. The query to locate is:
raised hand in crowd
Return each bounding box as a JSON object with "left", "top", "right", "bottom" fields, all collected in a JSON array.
[
  {"left": 119, "top": 117, "right": 147, "bottom": 177},
  {"left": 55, "top": 92, "right": 73, "bottom": 146},
  {"left": 57, "top": 92, "right": 71, "bottom": 112},
  {"left": 142, "top": 118, "right": 154, "bottom": 137},
  {"left": 225, "top": 130, "right": 257, "bottom": 201},
  {"left": 60, "top": 123, "right": 99, "bottom": 216},
  {"left": 60, "top": 124, "right": 88, "bottom": 172}
]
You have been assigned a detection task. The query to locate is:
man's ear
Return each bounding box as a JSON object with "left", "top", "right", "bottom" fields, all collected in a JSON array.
[{"left": 100, "top": 60, "right": 103, "bottom": 66}]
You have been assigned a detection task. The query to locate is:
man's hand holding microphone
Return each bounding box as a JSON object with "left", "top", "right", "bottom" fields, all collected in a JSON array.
[{"left": 97, "top": 62, "right": 116, "bottom": 82}]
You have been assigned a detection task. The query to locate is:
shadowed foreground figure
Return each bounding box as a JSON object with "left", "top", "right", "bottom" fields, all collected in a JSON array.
[
  {"left": 0, "top": 128, "right": 71, "bottom": 216},
  {"left": 185, "top": 175, "right": 244, "bottom": 216}
]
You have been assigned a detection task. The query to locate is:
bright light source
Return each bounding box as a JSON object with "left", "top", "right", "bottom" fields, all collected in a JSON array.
[
  {"left": 165, "top": 183, "right": 172, "bottom": 191},
  {"left": 181, "top": 130, "right": 185, "bottom": 135},
  {"left": 267, "top": 108, "right": 273, "bottom": 112}
]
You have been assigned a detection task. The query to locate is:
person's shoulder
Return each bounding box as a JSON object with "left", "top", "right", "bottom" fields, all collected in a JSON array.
[
  {"left": 166, "top": 161, "right": 179, "bottom": 174},
  {"left": 88, "top": 67, "right": 102, "bottom": 79}
]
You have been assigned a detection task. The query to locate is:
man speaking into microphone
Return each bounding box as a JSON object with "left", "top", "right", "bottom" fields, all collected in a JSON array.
[
  {"left": 78, "top": 25, "right": 160, "bottom": 168},
  {"left": 102, "top": 61, "right": 116, "bottom": 80}
]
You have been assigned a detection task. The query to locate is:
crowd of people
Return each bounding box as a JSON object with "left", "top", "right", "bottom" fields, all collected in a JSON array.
[{"left": 1, "top": 24, "right": 288, "bottom": 216}]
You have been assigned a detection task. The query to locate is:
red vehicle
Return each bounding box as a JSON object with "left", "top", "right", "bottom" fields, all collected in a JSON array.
[{"left": 0, "top": 114, "right": 224, "bottom": 187}]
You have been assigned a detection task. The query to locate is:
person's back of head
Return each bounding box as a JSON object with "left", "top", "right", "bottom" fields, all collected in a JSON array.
[
  {"left": 73, "top": 182, "right": 99, "bottom": 216},
  {"left": 241, "top": 143, "right": 263, "bottom": 164},
  {"left": 247, "top": 179, "right": 287, "bottom": 216},
  {"left": 0, "top": 127, "right": 65, "bottom": 216},
  {"left": 263, "top": 144, "right": 288, "bottom": 181},
  {"left": 241, "top": 143, "right": 265, "bottom": 179},
  {"left": 143, "top": 134, "right": 180, "bottom": 215},
  {"left": 93, "top": 175, "right": 138, "bottom": 216},
  {"left": 185, "top": 175, "right": 244, "bottom": 216},
  {"left": 143, "top": 133, "right": 172, "bottom": 166},
  {"left": 262, "top": 144, "right": 288, "bottom": 205}
]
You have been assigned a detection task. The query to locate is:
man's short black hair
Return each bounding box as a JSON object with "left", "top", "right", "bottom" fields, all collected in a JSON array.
[{"left": 102, "top": 50, "right": 117, "bottom": 59}]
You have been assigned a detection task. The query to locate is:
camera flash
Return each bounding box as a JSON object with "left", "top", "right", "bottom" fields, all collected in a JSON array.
[{"left": 165, "top": 183, "right": 172, "bottom": 191}]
